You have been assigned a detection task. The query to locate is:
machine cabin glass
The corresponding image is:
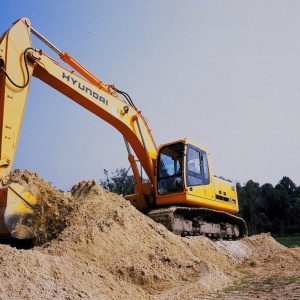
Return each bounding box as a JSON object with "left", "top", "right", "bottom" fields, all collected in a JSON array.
[
  {"left": 157, "top": 143, "right": 211, "bottom": 195},
  {"left": 157, "top": 143, "right": 184, "bottom": 195},
  {"left": 186, "top": 145, "right": 210, "bottom": 186}
]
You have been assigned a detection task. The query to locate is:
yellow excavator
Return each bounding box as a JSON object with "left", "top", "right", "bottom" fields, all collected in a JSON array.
[{"left": 0, "top": 18, "right": 247, "bottom": 241}]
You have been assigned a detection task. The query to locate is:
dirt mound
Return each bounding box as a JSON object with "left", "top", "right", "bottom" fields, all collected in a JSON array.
[{"left": 0, "top": 170, "right": 299, "bottom": 299}]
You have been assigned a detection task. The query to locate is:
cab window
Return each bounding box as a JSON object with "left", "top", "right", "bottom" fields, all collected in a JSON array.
[
  {"left": 186, "top": 146, "right": 209, "bottom": 186},
  {"left": 157, "top": 143, "right": 184, "bottom": 195}
]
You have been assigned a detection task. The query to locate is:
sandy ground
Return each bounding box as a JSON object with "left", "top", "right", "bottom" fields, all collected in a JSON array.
[{"left": 0, "top": 170, "right": 299, "bottom": 299}]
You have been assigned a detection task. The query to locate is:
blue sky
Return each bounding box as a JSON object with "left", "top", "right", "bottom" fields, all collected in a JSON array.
[{"left": 1, "top": 1, "right": 300, "bottom": 190}]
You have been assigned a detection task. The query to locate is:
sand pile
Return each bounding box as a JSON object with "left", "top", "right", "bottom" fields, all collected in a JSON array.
[{"left": 0, "top": 170, "right": 299, "bottom": 299}]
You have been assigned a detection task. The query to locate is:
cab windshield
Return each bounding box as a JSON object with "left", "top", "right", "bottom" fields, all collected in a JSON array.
[{"left": 157, "top": 143, "right": 184, "bottom": 195}]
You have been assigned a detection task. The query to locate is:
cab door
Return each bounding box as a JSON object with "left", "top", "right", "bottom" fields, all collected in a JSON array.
[{"left": 185, "top": 145, "right": 215, "bottom": 202}]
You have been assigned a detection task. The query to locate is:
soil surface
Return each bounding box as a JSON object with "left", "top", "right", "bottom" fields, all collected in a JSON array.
[{"left": 0, "top": 170, "right": 299, "bottom": 299}]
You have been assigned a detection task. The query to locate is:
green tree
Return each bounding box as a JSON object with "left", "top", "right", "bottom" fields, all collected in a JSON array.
[
  {"left": 237, "top": 180, "right": 262, "bottom": 235},
  {"left": 287, "top": 197, "right": 300, "bottom": 233},
  {"left": 99, "top": 168, "right": 135, "bottom": 196},
  {"left": 260, "top": 183, "right": 279, "bottom": 232},
  {"left": 276, "top": 176, "right": 297, "bottom": 196},
  {"left": 237, "top": 176, "right": 300, "bottom": 236}
]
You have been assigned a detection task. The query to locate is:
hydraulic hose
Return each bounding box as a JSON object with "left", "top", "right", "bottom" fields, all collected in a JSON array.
[
  {"left": 0, "top": 47, "right": 36, "bottom": 88},
  {"left": 114, "top": 87, "right": 137, "bottom": 110}
]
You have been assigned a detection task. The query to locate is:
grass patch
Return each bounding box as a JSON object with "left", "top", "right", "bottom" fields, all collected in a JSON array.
[
  {"left": 223, "top": 280, "right": 249, "bottom": 292},
  {"left": 274, "top": 235, "right": 300, "bottom": 248},
  {"left": 222, "top": 276, "right": 300, "bottom": 294},
  {"left": 222, "top": 276, "right": 252, "bottom": 293}
]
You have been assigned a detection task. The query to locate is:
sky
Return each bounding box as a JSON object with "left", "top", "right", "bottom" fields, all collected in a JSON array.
[{"left": 1, "top": 1, "right": 300, "bottom": 190}]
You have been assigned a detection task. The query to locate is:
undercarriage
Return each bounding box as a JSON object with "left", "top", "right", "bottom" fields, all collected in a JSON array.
[{"left": 148, "top": 206, "right": 248, "bottom": 240}]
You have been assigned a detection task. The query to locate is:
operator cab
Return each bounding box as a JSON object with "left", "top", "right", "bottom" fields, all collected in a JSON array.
[{"left": 157, "top": 141, "right": 210, "bottom": 195}]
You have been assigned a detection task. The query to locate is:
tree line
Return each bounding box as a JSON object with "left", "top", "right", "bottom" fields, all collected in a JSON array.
[
  {"left": 100, "top": 169, "right": 300, "bottom": 236},
  {"left": 237, "top": 176, "right": 300, "bottom": 236}
]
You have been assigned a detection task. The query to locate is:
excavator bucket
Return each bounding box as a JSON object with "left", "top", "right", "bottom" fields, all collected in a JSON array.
[{"left": 0, "top": 183, "right": 37, "bottom": 239}]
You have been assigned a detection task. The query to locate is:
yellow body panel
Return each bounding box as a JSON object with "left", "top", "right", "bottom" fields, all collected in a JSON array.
[{"left": 156, "top": 185, "right": 238, "bottom": 214}]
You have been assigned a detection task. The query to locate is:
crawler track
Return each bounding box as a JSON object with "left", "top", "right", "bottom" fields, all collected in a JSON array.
[{"left": 148, "top": 206, "right": 248, "bottom": 239}]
